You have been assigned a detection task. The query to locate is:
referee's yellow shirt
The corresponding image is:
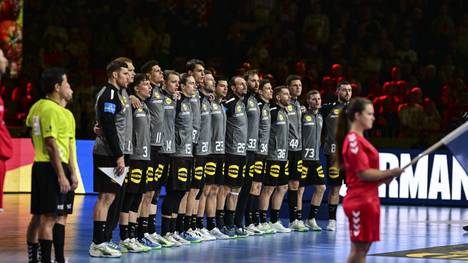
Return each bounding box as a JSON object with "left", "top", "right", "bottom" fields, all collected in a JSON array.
[{"left": 26, "top": 99, "right": 70, "bottom": 164}]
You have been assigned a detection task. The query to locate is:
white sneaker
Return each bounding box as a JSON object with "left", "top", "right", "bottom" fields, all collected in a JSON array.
[
  {"left": 89, "top": 242, "right": 122, "bottom": 257},
  {"left": 119, "top": 238, "right": 145, "bottom": 253},
  {"left": 132, "top": 238, "right": 151, "bottom": 252},
  {"left": 257, "top": 222, "right": 277, "bottom": 234},
  {"left": 326, "top": 219, "right": 336, "bottom": 231},
  {"left": 199, "top": 228, "right": 216, "bottom": 241},
  {"left": 172, "top": 232, "right": 191, "bottom": 245},
  {"left": 209, "top": 227, "right": 230, "bottom": 240},
  {"left": 151, "top": 232, "right": 175, "bottom": 247},
  {"left": 270, "top": 221, "right": 292, "bottom": 233},
  {"left": 246, "top": 224, "right": 264, "bottom": 235},
  {"left": 164, "top": 233, "right": 182, "bottom": 247},
  {"left": 289, "top": 219, "right": 309, "bottom": 232},
  {"left": 305, "top": 218, "right": 322, "bottom": 231}
]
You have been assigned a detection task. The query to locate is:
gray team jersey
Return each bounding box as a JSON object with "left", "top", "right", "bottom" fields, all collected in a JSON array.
[
  {"left": 190, "top": 89, "right": 201, "bottom": 144},
  {"left": 287, "top": 98, "right": 302, "bottom": 152},
  {"left": 267, "top": 104, "right": 289, "bottom": 161},
  {"left": 174, "top": 95, "right": 193, "bottom": 157},
  {"left": 302, "top": 110, "right": 323, "bottom": 161},
  {"left": 159, "top": 91, "right": 176, "bottom": 154},
  {"left": 194, "top": 92, "right": 212, "bottom": 156},
  {"left": 130, "top": 101, "right": 151, "bottom": 161},
  {"left": 121, "top": 88, "right": 133, "bottom": 154},
  {"left": 322, "top": 101, "right": 346, "bottom": 155},
  {"left": 147, "top": 84, "right": 164, "bottom": 146},
  {"left": 93, "top": 85, "right": 127, "bottom": 156},
  {"left": 244, "top": 92, "right": 260, "bottom": 152},
  {"left": 210, "top": 98, "right": 226, "bottom": 154},
  {"left": 257, "top": 99, "right": 270, "bottom": 156},
  {"left": 224, "top": 95, "right": 248, "bottom": 156}
]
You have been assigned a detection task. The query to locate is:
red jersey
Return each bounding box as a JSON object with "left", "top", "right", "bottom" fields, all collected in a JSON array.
[
  {"left": 0, "top": 96, "right": 12, "bottom": 160},
  {"left": 342, "top": 131, "right": 381, "bottom": 242}
]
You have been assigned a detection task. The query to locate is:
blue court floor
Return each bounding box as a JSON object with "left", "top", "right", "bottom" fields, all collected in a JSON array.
[{"left": 1, "top": 194, "right": 467, "bottom": 263}]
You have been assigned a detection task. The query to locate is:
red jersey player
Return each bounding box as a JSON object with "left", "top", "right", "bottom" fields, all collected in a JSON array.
[{"left": 335, "top": 97, "right": 403, "bottom": 263}]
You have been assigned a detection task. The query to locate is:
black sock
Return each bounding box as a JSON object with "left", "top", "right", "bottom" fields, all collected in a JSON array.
[
  {"left": 191, "top": 215, "right": 197, "bottom": 230},
  {"left": 39, "top": 239, "right": 52, "bottom": 263},
  {"left": 328, "top": 204, "right": 338, "bottom": 220},
  {"left": 148, "top": 214, "right": 156, "bottom": 234},
  {"left": 27, "top": 242, "right": 39, "bottom": 263},
  {"left": 52, "top": 223, "right": 65, "bottom": 263},
  {"left": 177, "top": 214, "right": 186, "bottom": 233},
  {"left": 137, "top": 217, "right": 148, "bottom": 239},
  {"left": 161, "top": 217, "right": 171, "bottom": 236},
  {"left": 260, "top": 210, "right": 267, "bottom": 223},
  {"left": 288, "top": 190, "right": 298, "bottom": 222},
  {"left": 183, "top": 214, "right": 191, "bottom": 232},
  {"left": 252, "top": 196, "right": 260, "bottom": 225},
  {"left": 93, "top": 221, "right": 106, "bottom": 244},
  {"left": 308, "top": 205, "right": 320, "bottom": 219},
  {"left": 271, "top": 209, "right": 280, "bottom": 223},
  {"left": 225, "top": 210, "right": 235, "bottom": 227},
  {"left": 119, "top": 224, "right": 129, "bottom": 240},
  {"left": 296, "top": 210, "right": 303, "bottom": 221},
  {"left": 196, "top": 217, "right": 204, "bottom": 229},
  {"left": 170, "top": 218, "right": 177, "bottom": 233},
  {"left": 216, "top": 210, "right": 225, "bottom": 228},
  {"left": 128, "top": 222, "right": 137, "bottom": 239},
  {"left": 207, "top": 217, "right": 216, "bottom": 231}
]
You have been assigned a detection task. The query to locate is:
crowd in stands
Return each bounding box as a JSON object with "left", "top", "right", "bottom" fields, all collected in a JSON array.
[{"left": 0, "top": 0, "right": 466, "bottom": 147}]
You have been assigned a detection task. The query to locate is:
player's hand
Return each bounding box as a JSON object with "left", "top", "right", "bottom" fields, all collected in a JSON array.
[
  {"left": 58, "top": 175, "right": 71, "bottom": 193},
  {"left": 300, "top": 105, "right": 306, "bottom": 113},
  {"left": 93, "top": 122, "right": 102, "bottom": 136},
  {"left": 387, "top": 168, "right": 403, "bottom": 178},
  {"left": 208, "top": 93, "right": 215, "bottom": 101},
  {"left": 70, "top": 172, "right": 79, "bottom": 191},
  {"left": 115, "top": 156, "right": 125, "bottom": 176},
  {"left": 129, "top": 95, "right": 141, "bottom": 109},
  {"left": 173, "top": 91, "right": 181, "bottom": 100}
]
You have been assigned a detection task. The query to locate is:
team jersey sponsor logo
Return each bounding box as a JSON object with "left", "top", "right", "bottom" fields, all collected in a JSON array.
[{"left": 103, "top": 102, "right": 116, "bottom": 114}]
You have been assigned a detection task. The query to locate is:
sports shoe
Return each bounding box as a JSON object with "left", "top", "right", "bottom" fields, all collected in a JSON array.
[
  {"left": 220, "top": 226, "right": 237, "bottom": 238},
  {"left": 199, "top": 228, "right": 216, "bottom": 241},
  {"left": 164, "top": 233, "right": 182, "bottom": 247},
  {"left": 270, "top": 221, "right": 292, "bottom": 233},
  {"left": 106, "top": 240, "right": 120, "bottom": 251},
  {"left": 246, "top": 224, "right": 264, "bottom": 235},
  {"left": 192, "top": 229, "right": 206, "bottom": 241},
  {"left": 172, "top": 232, "right": 191, "bottom": 245},
  {"left": 140, "top": 235, "right": 162, "bottom": 250},
  {"left": 119, "top": 238, "right": 145, "bottom": 253},
  {"left": 182, "top": 229, "right": 202, "bottom": 243},
  {"left": 326, "top": 219, "right": 336, "bottom": 231},
  {"left": 132, "top": 238, "right": 151, "bottom": 252},
  {"left": 89, "top": 242, "right": 122, "bottom": 257},
  {"left": 257, "top": 222, "right": 277, "bottom": 234},
  {"left": 289, "top": 219, "right": 309, "bottom": 232},
  {"left": 305, "top": 218, "right": 322, "bottom": 231},
  {"left": 235, "top": 227, "right": 249, "bottom": 238},
  {"left": 209, "top": 227, "right": 230, "bottom": 240},
  {"left": 464, "top": 225, "right": 468, "bottom": 231},
  {"left": 151, "top": 233, "right": 175, "bottom": 247},
  {"left": 52, "top": 257, "right": 70, "bottom": 263}
]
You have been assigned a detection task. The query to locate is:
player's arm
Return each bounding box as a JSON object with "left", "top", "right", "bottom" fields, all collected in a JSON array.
[
  {"left": 357, "top": 168, "right": 402, "bottom": 182},
  {"left": 44, "top": 137, "right": 71, "bottom": 193},
  {"left": 68, "top": 138, "right": 78, "bottom": 191}
]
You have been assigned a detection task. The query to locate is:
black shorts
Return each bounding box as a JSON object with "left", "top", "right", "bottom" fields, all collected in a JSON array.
[
  {"left": 223, "top": 153, "right": 246, "bottom": 188},
  {"left": 168, "top": 157, "right": 192, "bottom": 191},
  {"left": 245, "top": 151, "right": 256, "bottom": 180},
  {"left": 263, "top": 160, "right": 289, "bottom": 186},
  {"left": 326, "top": 154, "right": 345, "bottom": 186},
  {"left": 253, "top": 154, "right": 267, "bottom": 183},
  {"left": 154, "top": 152, "right": 171, "bottom": 189},
  {"left": 191, "top": 156, "right": 209, "bottom": 189},
  {"left": 288, "top": 151, "right": 303, "bottom": 182},
  {"left": 31, "top": 162, "right": 74, "bottom": 215},
  {"left": 126, "top": 160, "right": 149, "bottom": 194},
  {"left": 93, "top": 154, "right": 122, "bottom": 194},
  {"left": 302, "top": 160, "right": 325, "bottom": 186},
  {"left": 206, "top": 155, "right": 224, "bottom": 185}
]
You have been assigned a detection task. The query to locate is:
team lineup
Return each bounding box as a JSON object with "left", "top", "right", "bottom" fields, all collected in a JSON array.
[{"left": 25, "top": 57, "right": 403, "bottom": 263}]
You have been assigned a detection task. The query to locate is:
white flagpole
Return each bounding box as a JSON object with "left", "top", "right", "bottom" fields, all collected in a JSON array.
[{"left": 401, "top": 121, "right": 468, "bottom": 170}]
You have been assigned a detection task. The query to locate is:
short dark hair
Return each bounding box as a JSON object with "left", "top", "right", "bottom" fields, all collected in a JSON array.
[
  {"left": 106, "top": 60, "right": 128, "bottom": 78},
  {"left": 180, "top": 73, "right": 192, "bottom": 85},
  {"left": 229, "top": 76, "right": 243, "bottom": 87},
  {"left": 141, "top": 60, "right": 159, "bottom": 74},
  {"left": 244, "top": 69, "right": 258, "bottom": 81},
  {"left": 129, "top": 73, "right": 149, "bottom": 94},
  {"left": 163, "top": 70, "right": 179, "bottom": 81},
  {"left": 336, "top": 80, "right": 351, "bottom": 90},
  {"left": 41, "top": 68, "right": 66, "bottom": 95},
  {"left": 113, "top": 57, "right": 133, "bottom": 64},
  {"left": 204, "top": 69, "right": 213, "bottom": 75},
  {"left": 286, "top": 74, "right": 301, "bottom": 86},
  {"left": 215, "top": 75, "right": 228, "bottom": 82},
  {"left": 306, "top": 90, "right": 320, "bottom": 99},
  {"left": 186, "top": 59, "right": 205, "bottom": 72},
  {"left": 273, "top": 85, "right": 288, "bottom": 101},
  {"left": 259, "top": 79, "right": 270, "bottom": 90}
]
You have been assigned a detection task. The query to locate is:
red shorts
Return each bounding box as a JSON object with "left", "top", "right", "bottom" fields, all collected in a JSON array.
[{"left": 343, "top": 194, "right": 380, "bottom": 242}]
